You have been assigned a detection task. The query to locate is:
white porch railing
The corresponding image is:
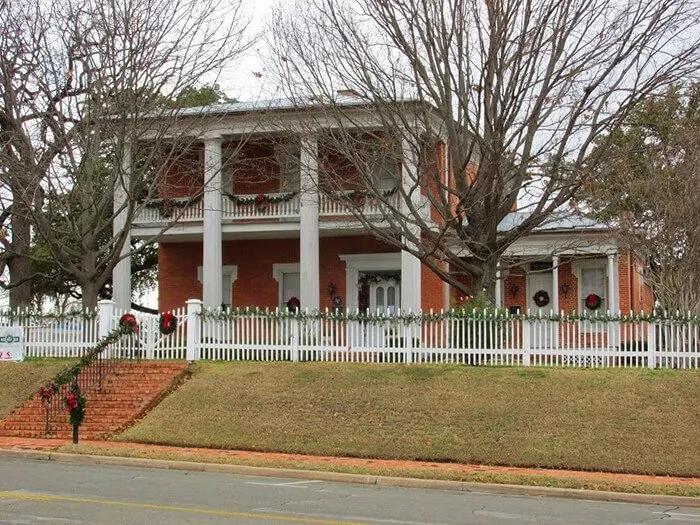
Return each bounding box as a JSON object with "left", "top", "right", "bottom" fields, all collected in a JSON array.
[
  {"left": 221, "top": 193, "right": 300, "bottom": 220},
  {"left": 319, "top": 190, "right": 401, "bottom": 218},
  {"left": 4, "top": 301, "right": 699, "bottom": 369},
  {"left": 133, "top": 198, "right": 204, "bottom": 225}
]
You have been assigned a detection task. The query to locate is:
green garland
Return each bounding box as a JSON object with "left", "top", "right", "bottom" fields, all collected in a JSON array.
[
  {"left": 1, "top": 309, "right": 98, "bottom": 321},
  {"left": 223, "top": 192, "right": 298, "bottom": 207},
  {"left": 200, "top": 307, "right": 700, "bottom": 325},
  {"left": 145, "top": 195, "right": 202, "bottom": 218},
  {"left": 37, "top": 323, "right": 136, "bottom": 402},
  {"left": 344, "top": 186, "right": 397, "bottom": 205}
]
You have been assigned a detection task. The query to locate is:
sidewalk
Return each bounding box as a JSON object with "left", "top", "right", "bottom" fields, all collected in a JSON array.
[{"left": 0, "top": 435, "right": 697, "bottom": 491}]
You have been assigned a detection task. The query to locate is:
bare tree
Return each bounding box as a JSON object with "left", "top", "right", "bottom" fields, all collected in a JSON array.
[
  {"left": 0, "top": 0, "right": 252, "bottom": 309},
  {"left": 270, "top": 0, "right": 700, "bottom": 300},
  {"left": 584, "top": 84, "right": 700, "bottom": 313}
]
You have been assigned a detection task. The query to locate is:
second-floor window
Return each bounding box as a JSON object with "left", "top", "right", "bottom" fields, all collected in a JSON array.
[{"left": 274, "top": 141, "right": 300, "bottom": 192}]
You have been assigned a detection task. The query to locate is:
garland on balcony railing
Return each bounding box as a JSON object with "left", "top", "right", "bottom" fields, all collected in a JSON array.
[
  {"left": 37, "top": 321, "right": 138, "bottom": 403},
  {"left": 144, "top": 195, "right": 202, "bottom": 218},
  {"left": 344, "top": 186, "right": 397, "bottom": 206},
  {"left": 223, "top": 191, "right": 298, "bottom": 212},
  {"left": 199, "top": 306, "right": 700, "bottom": 325}
]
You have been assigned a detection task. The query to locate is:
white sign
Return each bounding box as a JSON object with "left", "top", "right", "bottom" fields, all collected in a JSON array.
[{"left": 0, "top": 327, "right": 24, "bottom": 361}]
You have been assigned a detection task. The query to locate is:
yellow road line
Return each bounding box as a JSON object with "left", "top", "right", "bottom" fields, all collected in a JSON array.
[{"left": 0, "top": 491, "right": 364, "bottom": 524}]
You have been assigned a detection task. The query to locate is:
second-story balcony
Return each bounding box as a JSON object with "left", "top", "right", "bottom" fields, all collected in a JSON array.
[{"left": 132, "top": 189, "right": 403, "bottom": 230}]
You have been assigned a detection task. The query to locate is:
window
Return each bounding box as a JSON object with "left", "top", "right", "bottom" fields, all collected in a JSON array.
[
  {"left": 580, "top": 267, "right": 606, "bottom": 311},
  {"left": 221, "top": 146, "right": 238, "bottom": 194},
  {"left": 274, "top": 141, "right": 300, "bottom": 192}
]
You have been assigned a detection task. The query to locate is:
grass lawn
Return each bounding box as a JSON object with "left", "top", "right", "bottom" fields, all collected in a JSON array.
[
  {"left": 0, "top": 359, "right": 75, "bottom": 418},
  {"left": 119, "top": 363, "right": 700, "bottom": 477}
]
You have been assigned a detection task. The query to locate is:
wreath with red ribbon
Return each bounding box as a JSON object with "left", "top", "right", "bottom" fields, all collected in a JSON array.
[
  {"left": 585, "top": 293, "right": 602, "bottom": 310},
  {"left": 533, "top": 290, "right": 550, "bottom": 308},
  {"left": 286, "top": 296, "right": 300, "bottom": 312},
  {"left": 159, "top": 312, "right": 177, "bottom": 335},
  {"left": 119, "top": 313, "right": 139, "bottom": 334},
  {"left": 255, "top": 193, "right": 268, "bottom": 212}
]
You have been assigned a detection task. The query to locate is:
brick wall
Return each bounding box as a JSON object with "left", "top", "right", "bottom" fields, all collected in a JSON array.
[{"left": 159, "top": 235, "right": 400, "bottom": 311}]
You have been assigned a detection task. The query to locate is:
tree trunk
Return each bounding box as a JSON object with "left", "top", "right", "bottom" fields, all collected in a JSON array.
[
  {"left": 8, "top": 202, "right": 33, "bottom": 311},
  {"left": 81, "top": 281, "right": 99, "bottom": 311}
]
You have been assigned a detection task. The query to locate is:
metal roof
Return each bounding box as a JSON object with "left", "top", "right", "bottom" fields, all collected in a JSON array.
[
  {"left": 497, "top": 211, "right": 612, "bottom": 233},
  {"left": 169, "top": 95, "right": 419, "bottom": 118}
]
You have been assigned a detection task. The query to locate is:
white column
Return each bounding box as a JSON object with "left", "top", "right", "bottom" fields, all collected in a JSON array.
[
  {"left": 552, "top": 255, "right": 560, "bottom": 314},
  {"left": 202, "top": 138, "right": 223, "bottom": 309},
  {"left": 299, "top": 135, "right": 319, "bottom": 311},
  {"left": 495, "top": 262, "right": 503, "bottom": 308},
  {"left": 112, "top": 144, "right": 131, "bottom": 311},
  {"left": 400, "top": 138, "right": 422, "bottom": 313},
  {"left": 607, "top": 253, "right": 618, "bottom": 313}
]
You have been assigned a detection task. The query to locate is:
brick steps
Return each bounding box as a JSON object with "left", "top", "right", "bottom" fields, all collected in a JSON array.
[{"left": 0, "top": 361, "right": 189, "bottom": 440}]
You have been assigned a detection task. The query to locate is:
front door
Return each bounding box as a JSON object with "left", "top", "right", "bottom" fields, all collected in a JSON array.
[
  {"left": 369, "top": 278, "right": 400, "bottom": 314},
  {"left": 527, "top": 271, "right": 554, "bottom": 348},
  {"left": 280, "top": 272, "right": 300, "bottom": 310}
]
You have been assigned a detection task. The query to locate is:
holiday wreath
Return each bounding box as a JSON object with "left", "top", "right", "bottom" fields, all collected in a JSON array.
[
  {"left": 585, "top": 293, "right": 602, "bottom": 310},
  {"left": 159, "top": 312, "right": 177, "bottom": 335},
  {"left": 286, "top": 296, "right": 300, "bottom": 312},
  {"left": 119, "top": 313, "right": 139, "bottom": 334},
  {"left": 533, "top": 290, "right": 550, "bottom": 308}
]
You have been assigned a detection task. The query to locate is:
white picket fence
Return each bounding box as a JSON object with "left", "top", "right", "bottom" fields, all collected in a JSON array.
[{"left": 3, "top": 300, "right": 700, "bottom": 369}]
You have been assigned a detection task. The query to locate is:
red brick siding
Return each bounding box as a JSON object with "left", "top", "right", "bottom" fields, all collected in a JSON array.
[
  {"left": 421, "top": 261, "right": 445, "bottom": 312},
  {"left": 159, "top": 235, "right": 400, "bottom": 311},
  {"left": 158, "top": 243, "right": 202, "bottom": 312}
]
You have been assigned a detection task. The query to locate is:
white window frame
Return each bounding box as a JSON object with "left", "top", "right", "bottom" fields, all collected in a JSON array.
[
  {"left": 339, "top": 253, "right": 401, "bottom": 310},
  {"left": 274, "top": 140, "right": 300, "bottom": 192},
  {"left": 272, "top": 263, "right": 301, "bottom": 308},
  {"left": 197, "top": 265, "right": 238, "bottom": 307}
]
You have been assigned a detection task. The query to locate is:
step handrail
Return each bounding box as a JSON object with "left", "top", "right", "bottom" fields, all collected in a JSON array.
[{"left": 37, "top": 323, "right": 137, "bottom": 435}]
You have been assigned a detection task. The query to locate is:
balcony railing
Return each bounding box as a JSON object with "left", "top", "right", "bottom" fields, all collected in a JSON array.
[
  {"left": 319, "top": 189, "right": 400, "bottom": 218},
  {"left": 133, "top": 189, "right": 403, "bottom": 228},
  {"left": 222, "top": 192, "right": 300, "bottom": 220}
]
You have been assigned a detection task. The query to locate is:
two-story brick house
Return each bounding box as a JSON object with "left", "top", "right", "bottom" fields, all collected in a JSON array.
[{"left": 113, "top": 97, "right": 652, "bottom": 317}]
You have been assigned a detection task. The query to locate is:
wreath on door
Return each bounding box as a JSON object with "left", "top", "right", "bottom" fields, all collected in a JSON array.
[
  {"left": 286, "top": 296, "right": 300, "bottom": 312},
  {"left": 585, "top": 293, "right": 602, "bottom": 310},
  {"left": 533, "top": 290, "right": 550, "bottom": 308}
]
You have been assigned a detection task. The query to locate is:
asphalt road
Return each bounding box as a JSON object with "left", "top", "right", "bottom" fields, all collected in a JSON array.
[{"left": 0, "top": 458, "right": 697, "bottom": 524}]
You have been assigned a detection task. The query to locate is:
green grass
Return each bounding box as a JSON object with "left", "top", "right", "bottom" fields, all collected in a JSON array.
[
  {"left": 118, "top": 362, "right": 700, "bottom": 477},
  {"left": 0, "top": 359, "right": 75, "bottom": 417}
]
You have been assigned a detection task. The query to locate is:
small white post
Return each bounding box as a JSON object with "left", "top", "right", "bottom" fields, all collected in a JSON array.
[
  {"left": 186, "top": 299, "right": 202, "bottom": 361},
  {"left": 404, "top": 319, "right": 414, "bottom": 364},
  {"left": 98, "top": 300, "right": 115, "bottom": 339},
  {"left": 647, "top": 318, "right": 657, "bottom": 369},
  {"left": 522, "top": 318, "right": 531, "bottom": 366},
  {"left": 291, "top": 316, "right": 300, "bottom": 362}
]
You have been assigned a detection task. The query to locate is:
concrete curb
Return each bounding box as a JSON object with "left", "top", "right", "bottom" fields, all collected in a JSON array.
[{"left": 0, "top": 448, "right": 698, "bottom": 508}]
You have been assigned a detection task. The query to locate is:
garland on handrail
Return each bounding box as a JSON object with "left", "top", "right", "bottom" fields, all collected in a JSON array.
[
  {"left": 223, "top": 191, "right": 298, "bottom": 212},
  {"left": 36, "top": 321, "right": 138, "bottom": 403},
  {"left": 1, "top": 309, "right": 98, "bottom": 321},
  {"left": 144, "top": 195, "right": 202, "bottom": 218},
  {"left": 344, "top": 186, "right": 397, "bottom": 206},
  {"left": 198, "top": 307, "right": 700, "bottom": 325}
]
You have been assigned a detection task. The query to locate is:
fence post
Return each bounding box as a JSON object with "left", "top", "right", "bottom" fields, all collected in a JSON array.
[
  {"left": 186, "top": 299, "right": 202, "bottom": 362},
  {"left": 98, "top": 300, "right": 115, "bottom": 339},
  {"left": 291, "top": 315, "right": 300, "bottom": 362},
  {"left": 404, "top": 316, "right": 414, "bottom": 364},
  {"left": 647, "top": 318, "right": 657, "bottom": 369},
  {"left": 522, "top": 318, "right": 531, "bottom": 367}
]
